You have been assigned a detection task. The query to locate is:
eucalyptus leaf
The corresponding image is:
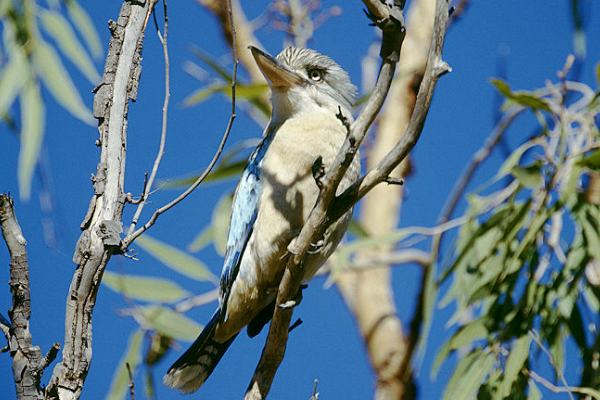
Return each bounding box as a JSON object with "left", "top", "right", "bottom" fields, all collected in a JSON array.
[
  {"left": 577, "top": 150, "right": 600, "bottom": 171},
  {"left": 443, "top": 349, "right": 495, "bottom": 400},
  {"left": 491, "top": 79, "right": 551, "bottom": 112},
  {"left": 103, "top": 271, "right": 189, "bottom": 303},
  {"left": 0, "top": 50, "right": 27, "bottom": 116},
  {"left": 33, "top": 41, "right": 94, "bottom": 124},
  {"left": 106, "top": 330, "right": 143, "bottom": 400},
  {"left": 500, "top": 335, "right": 531, "bottom": 397},
  {"left": 40, "top": 10, "right": 100, "bottom": 84},
  {"left": 138, "top": 305, "right": 202, "bottom": 342},
  {"left": 18, "top": 79, "right": 45, "bottom": 201},
  {"left": 432, "top": 319, "right": 488, "bottom": 377},
  {"left": 511, "top": 163, "right": 543, "bottom": 189},
  {"left": 66, "top": 0, "right": 103, "bottom": 59},
  {"left": 158, "top": 160, "right": 246, "bottom": 189},
  {"left": 136, "top": 235, "right": 217, "bottom": 282},
  {"left": 187, "top": 226, "right": 214, "bottom": 253},
  {"left": 212, "top": 193, "right": 233, "bottom": 256}
]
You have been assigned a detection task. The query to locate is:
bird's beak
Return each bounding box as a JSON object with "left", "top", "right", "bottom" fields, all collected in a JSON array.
[{"left": 249, "top": 46, "right": 305, "bottom": 89}]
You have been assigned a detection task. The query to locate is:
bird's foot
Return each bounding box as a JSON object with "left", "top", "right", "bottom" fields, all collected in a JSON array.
[
  {"left": 278, "top": 284, "right": 308, "bottom": 309},
  {"left": 312, "top": 156, "right": 326, "bottom": 189},
  {"left": 308, "top": 239, "right": 325, "bottom": 254}
]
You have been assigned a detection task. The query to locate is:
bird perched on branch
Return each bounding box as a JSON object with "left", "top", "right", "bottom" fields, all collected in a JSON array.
[{"left": 164, "top": 46, "right": 360, "bottom": 393}]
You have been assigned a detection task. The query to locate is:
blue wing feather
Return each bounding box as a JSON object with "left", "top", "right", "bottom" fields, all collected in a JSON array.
[{"left": 219, "top": 132, "right": 274, "bottom": 312}]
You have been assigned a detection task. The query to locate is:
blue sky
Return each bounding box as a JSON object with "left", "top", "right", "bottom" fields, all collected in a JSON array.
[{"left": 1, "top": 1, "right": 599, "bottom": 399}]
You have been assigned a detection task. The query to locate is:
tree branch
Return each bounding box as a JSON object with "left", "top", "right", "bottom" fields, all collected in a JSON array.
[
  {"left": 335, "top": 0, "right": 436, "bottom": 397},
  {"left": 127, "top": 0, "right": 171, "bottom": 237},
  {"left": 121, "top": 0, "right": 239, "bottom": 249},
  {"left": 1, "top": 194, "right": 44, "bottom": 399},
  {"left": 244, "top": 0, "right": 450, "bottom": 397},
  {"left": 243, "top": 2, "right": 411, "bottom": 399},
  {"left": 45, "top": 2, "right": 152, "bottom": 398}
]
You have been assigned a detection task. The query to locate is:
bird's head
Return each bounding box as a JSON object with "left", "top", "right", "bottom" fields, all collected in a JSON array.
[{"left": 250, "top": 46, "right": 357, "bottom": 123}]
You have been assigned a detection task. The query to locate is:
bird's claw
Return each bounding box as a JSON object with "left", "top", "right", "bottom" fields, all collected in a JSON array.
[
  {"left": 308, "top": 239, "right": 325, "bottom": 254},
  {"left": 278, "top": 285, "right": 307, "bottom": 309},
  {"left": 312, "top": 156, "right": 325, "bottom": 189}
]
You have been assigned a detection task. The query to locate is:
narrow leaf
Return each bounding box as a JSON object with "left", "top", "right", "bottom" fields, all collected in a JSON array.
[
  {"left": 136, "top": 235, "right": 217, "bottom": 282},
  {"left": 138, "top": 305, "right": 202, "bottom": 342},
  {"left": 66, "top": 0, "right": 103, "bottom": 59},
  {"left": 106, "top": 330, "right": 143, "bottom": 400},
  {"left": 500, "top": 335, "right": 531, "bottom": 397},
  {"left": 33, "top": 41, "right": 94, "bottom": 124},
  {"left": 212, "top": 193, "right": 233, "bottom": 256},
  {"left": 40, "top": 10, "right": 100, "bottom": 84},
  {"left": 0, "top": 50, "right": 27, "bottom": 116},
  {"left": 577, "top": 150, "right": 600, "bottom": 170},
  {"left": 187, "top": 226, "right": 214, "bottom": 253},
  {"left": 103, "top": 271, "right": 189, "bottom": 303},
  {"left": 444, "top": 349, "right": 495, "bottom": 400},
  {"left": 158, "top": 160, "right": 246, "bottom": 189},
  {"left": 18, "top": 79, "right": 45, "bottom": 200}
]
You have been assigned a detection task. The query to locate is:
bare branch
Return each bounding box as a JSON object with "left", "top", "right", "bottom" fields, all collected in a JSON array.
[
  {"left": 46, "top": 2, "right": 152, "bottom": 398},
  {"left": 243, "top": 1, "right": 416, "bottom": 398},
  {"left": 121, "top": 0, "right": 239, "bottom": 249},
  {"left": 127, "top": 0, "right": 171, "bottom": 237},
  {"left": 1, "top": 193, "right": 44, "bottom": 399}
]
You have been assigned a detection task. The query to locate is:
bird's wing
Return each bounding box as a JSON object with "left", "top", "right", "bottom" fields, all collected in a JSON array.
[{"left": 219, "top": 132, "right": 273, "bottom": 314}]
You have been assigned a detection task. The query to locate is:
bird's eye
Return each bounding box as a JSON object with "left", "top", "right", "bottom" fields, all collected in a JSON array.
[{"left": 308, "top": 69, "right": 324, "bottom": 82}]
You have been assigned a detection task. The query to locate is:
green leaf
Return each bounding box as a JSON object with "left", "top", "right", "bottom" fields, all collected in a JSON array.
[
  {"left": 432, "top": 319, "right": 488, "bottom": 377},
  {"left": 0, "top": 50, "right": 27, "bottom": 116},
  {"left": 18, "top": 79, "right": 45, "bottom": 201},
  {"left": 138, "top": 305, "right": 201, "bottom": 342},
  {"left": 347, "top": 219, "right": 370, "bottom": 239},
  {"left": 136, "top": 235, "right": 217, "bottom": 282},
  {"left": 33, "top": 41, "right": 94, "bottom": 124},
  {"left": 491, "top": 79, "right": 551, "bottom": 112},
  {"left": 187, "top": 226, "right": 213, "bottom": 253},
  {"left": 511, "top": 163, "right": 543, "bottom": 189},
  {"left": 500, "top": 335, "right": 531, "bottom": 397},
  {"left": 444, "top": 349, "right": 496, "bottom": 400},
  {"left": 66, "top": 0, "right": 103, "bottom": 59},
  {"left": 497, "top": 141, "right": 539, "bottom": 178},
  {"left": 212, "top": 193, "right": 233, "bottom": 256},
  {"left": 40, "top": 10, "right": 100, "bottom": 84},
  {"left": 183, "top": 83, "right": 268, "bottom": 107},
  {"left": 103, "top": 271, "right": 189, "bottom": 303},
  {"left": 577, "top": 150, "right": 600, "bottom": 171},
  {"left": 182, "top": 83, "right": 223, "bottom": 107},
  {"left": 527, "top": 379, "right": 541, "bottom": 400},
  {"left": 158, "top": 160, "right": 246, "bottom": 189},
  {"left": 191, "top": 48, "right": 232, "bottom": 82},
  {"left": 106, "top": 330, "right": 143, "bottom": 400}
]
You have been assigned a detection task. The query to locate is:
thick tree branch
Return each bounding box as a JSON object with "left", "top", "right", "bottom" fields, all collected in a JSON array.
[
  {"left": 244, "top": 0, "right": 450, "bottom": 398},
  {"left": 336, "top": 0, "right": 436, "bottom": 398},
  {"left": 244, "top": 1, "right": 410, "bottom": 399},
  {"left": 1, "top": 194, "right": 44, "bottom": 399},
  {"left": 45, "top": 2, "right": 152, "bottom": 398}
]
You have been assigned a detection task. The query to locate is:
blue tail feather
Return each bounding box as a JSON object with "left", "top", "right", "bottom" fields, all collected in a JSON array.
[{"left": 163, "top": 309, "right": 237, "bottom": 393}]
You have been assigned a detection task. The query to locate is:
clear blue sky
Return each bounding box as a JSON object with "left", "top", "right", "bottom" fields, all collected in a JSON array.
[{"left": 1, "top": 1, "right": 599, "bottom": 399}]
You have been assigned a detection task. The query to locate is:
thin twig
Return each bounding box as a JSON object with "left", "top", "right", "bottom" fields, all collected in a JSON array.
[
  {"left": 530, "top": 330, "right": 574, "bottom": 400},
  {"left": 126, "top": 362, "right": 136, "bottom": 400},
  {"left": 122, "top": 0, "right": 239, "bottom": 249},
  {"left": 527, "top": 370, "right": 600, "bottom": 400},
  {"left": 128, "top": 0, "right": 170, "bottom": 237}
]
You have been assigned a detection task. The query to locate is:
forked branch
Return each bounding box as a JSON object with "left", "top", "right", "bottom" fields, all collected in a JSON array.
[{"left": 245, "top": 0, "right": 450, "bottom": 398}]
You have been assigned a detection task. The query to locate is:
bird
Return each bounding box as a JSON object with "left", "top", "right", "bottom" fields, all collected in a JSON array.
[{"left": 163, "top": 46, "right": 360, "bottom": 393}]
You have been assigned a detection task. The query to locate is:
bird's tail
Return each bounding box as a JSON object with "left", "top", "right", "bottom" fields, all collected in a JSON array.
[{"left": 163, "top": 309, "right": 237, "bottom": 393}]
